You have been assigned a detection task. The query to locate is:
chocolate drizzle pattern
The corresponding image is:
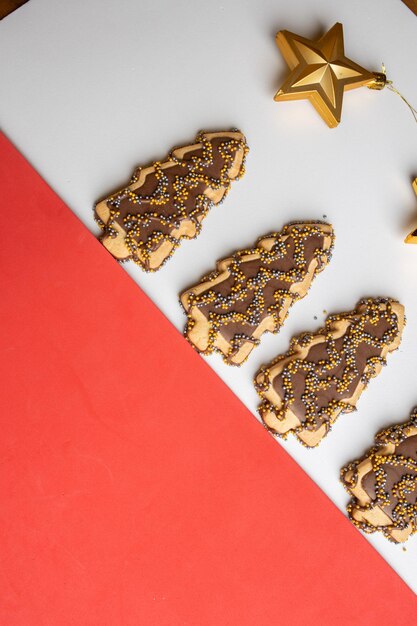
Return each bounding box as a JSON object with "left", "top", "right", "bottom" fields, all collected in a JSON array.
[
  {"left": 255, "top": 298, "right": 405, "bottom": 447},
  {"left": 341, "top": 410, "right": 417, "bottom": 543},
  {"left": 95, "top": 130, "right": 248, "bottom": 271},
  {"left": 180, "top": 222, "right": 334, "bottom": 366}
]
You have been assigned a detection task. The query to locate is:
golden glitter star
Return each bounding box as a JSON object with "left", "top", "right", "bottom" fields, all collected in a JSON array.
[
  {"left": 274, "top": 23, "right": 375, "bottom": 128},
  {"left": 405, "top": 179, "right": 417, "bottom": 244}
]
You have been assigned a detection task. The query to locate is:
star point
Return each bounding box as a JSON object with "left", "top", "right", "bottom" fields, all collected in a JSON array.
[
  {"left": 274, "top": 23, "right": 375, "bottom": 128},
  {"left": 405, "top": 179, "right": 417, "bottom": 244}
]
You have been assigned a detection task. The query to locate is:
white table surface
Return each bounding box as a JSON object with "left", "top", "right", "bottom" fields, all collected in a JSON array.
[{"left": 1, "top": 0, "right": 417, "bottom": 594}]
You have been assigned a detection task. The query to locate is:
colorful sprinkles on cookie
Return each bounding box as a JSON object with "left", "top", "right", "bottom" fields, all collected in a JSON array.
[
  {"left": 180, "top": 221, "right": 334, "bottom": 365},
  {"left": 255, "top": 298, "right": 405, "bottom": 447},
  {"left": 341, "top": 409, "right": 417, "bottom": 543},
  {"left": 95, "top": 130, "right": 248, "bottom": 271}
]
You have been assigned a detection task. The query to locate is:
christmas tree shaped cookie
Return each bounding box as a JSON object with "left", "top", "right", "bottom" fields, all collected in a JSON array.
[
  {"left": 341, "top": 410, "right": 417, "bottom": 543},
  {"left": 95, "top": 130, "right": 248, "bottom": 271},
  {"left": 180, "top": 222, "right": 334, "bottom": 366},
  {"left": 255, "top": 298, "right": 405, "bottom": 447}
]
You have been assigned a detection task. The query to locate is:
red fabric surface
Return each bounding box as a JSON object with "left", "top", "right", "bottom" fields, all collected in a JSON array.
[{"left": 0, "top": 132, "right": 416, "bottom": 625}]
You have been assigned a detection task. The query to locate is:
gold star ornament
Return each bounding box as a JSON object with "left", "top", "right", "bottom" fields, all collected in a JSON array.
[
  {"left": 405, "top": 179, "right": 417, "bottom": 244},
  {"left": 274, "top": 23, "right": 381, "bottom": 128}
]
